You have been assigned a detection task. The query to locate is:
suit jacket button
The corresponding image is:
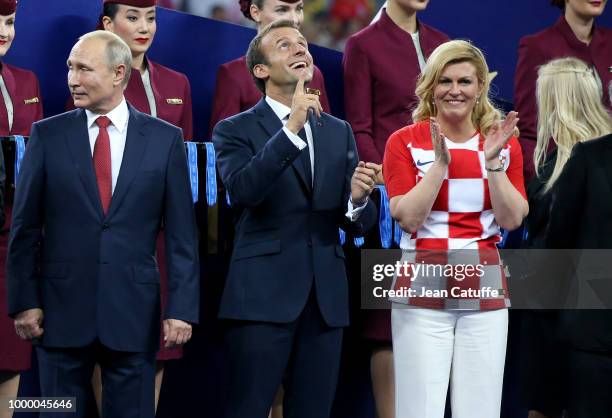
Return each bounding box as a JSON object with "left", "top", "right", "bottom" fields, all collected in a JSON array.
[{"left": 102, "top": 224, "right": 110, "bottom": 231}]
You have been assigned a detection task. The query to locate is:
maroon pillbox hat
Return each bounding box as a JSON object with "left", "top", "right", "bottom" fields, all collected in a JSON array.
[{"left": 0, "top": 0, "right": 17, "bottom": 15}]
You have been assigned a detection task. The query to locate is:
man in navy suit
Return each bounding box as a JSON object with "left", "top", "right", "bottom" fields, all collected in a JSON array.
[
  {"left": 7, "top": 30, "right": 198, "bottom": 418},
  {"left": 213, "top": 20, "right": 378, "bottom": 418}
]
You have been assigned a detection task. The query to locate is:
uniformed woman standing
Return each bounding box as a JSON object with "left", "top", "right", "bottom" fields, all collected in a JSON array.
[{"left": 0, "top": 0, "right": 44, "bottom": 417}]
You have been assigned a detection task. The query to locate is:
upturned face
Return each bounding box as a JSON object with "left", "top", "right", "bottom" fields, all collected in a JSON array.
[{"left": 254, "top": 26, "right": 314, "bottom": 89}]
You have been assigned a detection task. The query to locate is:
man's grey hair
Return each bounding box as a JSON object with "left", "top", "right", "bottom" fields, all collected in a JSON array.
[{"left": 78, "top": 30, "right": 132, "bottom": 87}]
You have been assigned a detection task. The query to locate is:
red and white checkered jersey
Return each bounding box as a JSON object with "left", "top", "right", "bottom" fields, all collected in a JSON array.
[{"left": 383, "top": 120, "right": 526, "bottom": 310}]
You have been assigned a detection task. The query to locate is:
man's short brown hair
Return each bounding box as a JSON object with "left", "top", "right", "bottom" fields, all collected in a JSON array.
[{"left": 245, "top": 19, "right": 300, "bottom": 94}]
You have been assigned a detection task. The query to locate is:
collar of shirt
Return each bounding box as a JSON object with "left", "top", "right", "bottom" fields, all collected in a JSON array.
[
  {"left": 265, "top": 95, "right": 311, "bottom": 128},
  {"left": 85, "top": 97, "right": 129, "bottom": 133}
]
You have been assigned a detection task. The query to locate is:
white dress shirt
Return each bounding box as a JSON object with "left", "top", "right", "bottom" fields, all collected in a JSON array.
[
  {"left": 410, "top": 31, "right": 427, "bottom": 71},
  {"left": 265, "top": 96, "right": 314, "bottom": 178},
  {"left": 264, "top": 96, "right": 366, "bottom": 221},
  {"left": 85, "top": 98, "right": 129, "bottom": 194},
  {"left": 141, "top": 67, "right": 158, "bottom": 118}
]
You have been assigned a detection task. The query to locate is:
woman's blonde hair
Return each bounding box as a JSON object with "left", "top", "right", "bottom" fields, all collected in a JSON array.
[
  {"left": 535, "top": 57, "right": 612, "bottom": 192},
  {"left": 412, "top": 40, "right": 501, "bottom": 135}
]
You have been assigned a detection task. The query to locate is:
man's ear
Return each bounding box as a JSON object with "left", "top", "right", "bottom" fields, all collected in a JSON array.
[
  {"left": 249, "top": 4, "right": 261, "bottom": 23},
  {"left": 114, "top": 64, "right": 127, "bottom": 87},
  {"left": 253, "top": 63, "right": 269, "bottom": 83}
]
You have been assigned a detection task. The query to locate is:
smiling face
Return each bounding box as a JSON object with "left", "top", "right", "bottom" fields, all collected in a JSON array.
[
  {"left": 254, "top": 26, "right": 313, "bottom": 91},
  {"left": 103, "top": 4, "right": 156, "bottom": 56},
  {"left": 565, "top": 0, "right": 608, "bottom": 19},
  {"left": 0, "top": 12, "right": 15, "bottom": 58},
  {"left": 251, "top": 0, "right": 304, "bottom": 30},
  {"left": 432, "top": 61, "right": 482, "bottom": 126}
]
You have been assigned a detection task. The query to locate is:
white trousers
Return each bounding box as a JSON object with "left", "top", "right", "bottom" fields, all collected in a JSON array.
[{"left": 391, "top": 305, "right": 508, "bottom": 418}]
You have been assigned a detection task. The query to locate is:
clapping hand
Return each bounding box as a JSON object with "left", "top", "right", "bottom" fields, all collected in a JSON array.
[
  {"left": 484, "top": 111, "right": 519, "bottom": 163},
  {"left": 430, "top": 118, "right": 450, "bottom": 166}
]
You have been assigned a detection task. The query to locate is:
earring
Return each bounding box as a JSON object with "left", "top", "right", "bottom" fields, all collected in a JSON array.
[{"left": 476, "top": 96, "right": 481, "bottom": 104}]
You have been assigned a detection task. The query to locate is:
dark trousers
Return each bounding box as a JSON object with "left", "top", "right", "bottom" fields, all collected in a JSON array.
[
  {"left": 567, "top": 348, "right": 612, "bottom": 418},
  {"left": 223, "top": 290, "right": 343, "bottom": 418},
  {"left": 36, "top": 340, "right": 156, "bottom": 418}
]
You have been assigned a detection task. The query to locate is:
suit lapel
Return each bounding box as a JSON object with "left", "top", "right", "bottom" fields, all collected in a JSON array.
[
  {"left": 105, "top": 106, "right": 149, "bottom": 219},
  {"left": 254, "top": 99, "right": 311, "bottom": 193},
  {"left": 63, "top": 109, "right": 104, "bottom": 218}
]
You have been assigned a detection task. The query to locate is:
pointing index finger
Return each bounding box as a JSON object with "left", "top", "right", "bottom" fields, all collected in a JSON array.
[{"left": 295, "top": 75, "right": 306, "bottom": 96}]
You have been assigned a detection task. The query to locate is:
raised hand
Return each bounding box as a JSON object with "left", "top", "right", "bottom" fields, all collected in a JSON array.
[
  {"left": 484, "top": 111, "right": 519, "bottom": 163},
  {"left": 430, "top": 117, "right": 450, "bottom": 166},
  {"left": 286, "top": 73, "right": 323, "bottom": 135}
]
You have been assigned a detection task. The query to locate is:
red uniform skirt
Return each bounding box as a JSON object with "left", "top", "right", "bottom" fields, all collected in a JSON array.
[{"left": 0, "top": 207, "right": 32, "bottom": 372}]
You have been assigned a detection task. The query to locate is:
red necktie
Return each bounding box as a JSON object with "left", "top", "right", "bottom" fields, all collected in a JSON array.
[{"left": 93, "top": 116, "right": 112, "bottom": 214}]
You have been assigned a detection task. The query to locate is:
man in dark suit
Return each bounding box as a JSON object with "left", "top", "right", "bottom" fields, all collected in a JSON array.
[
  {"left": 546, "top": 130, "right": 612, "bottom": 418},
  {"left": 6, "top": 30, "right": 199, "bottom": 418},
  {"left": 213, "top": 20, "right": 378, "bottom": 418}
]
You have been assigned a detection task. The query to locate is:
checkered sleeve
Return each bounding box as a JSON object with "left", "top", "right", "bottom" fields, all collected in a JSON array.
[{"left": 383, "top": 129, "right": 417, "bottom": 199}]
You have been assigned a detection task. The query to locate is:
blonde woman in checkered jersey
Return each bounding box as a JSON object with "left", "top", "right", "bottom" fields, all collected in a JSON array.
[{"left": 382, "top": 40, "right": 529, "bottom": 418}]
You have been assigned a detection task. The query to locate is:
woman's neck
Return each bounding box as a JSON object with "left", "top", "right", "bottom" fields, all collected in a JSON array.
[
  {"left": 133, "top": 53, "right": 147, "bottom": 74},
  {"left": 565, "top": 9, "right": 595, "bottom": 44},
  {"left": 437, "top": 117, "right": 477, "bottom": 142},
  {"left": 385, "top": 1, "right": 418, "bottom": 34}
]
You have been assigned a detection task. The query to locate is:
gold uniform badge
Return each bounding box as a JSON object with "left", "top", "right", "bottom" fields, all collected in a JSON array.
[
  {"left": 24, "top": 97, "right": 40, "bottom": 104},
  {"left": 166, "top": 98, "right": 183, "bottom": 105}
]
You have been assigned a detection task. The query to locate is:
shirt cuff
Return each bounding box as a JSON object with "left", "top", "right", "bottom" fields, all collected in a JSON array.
[
  {"left": 283, "top": 126, "right": 307, "bottom": 150},
  {"left": 346, "top": 197, "right": 368, "bottom": 222}
]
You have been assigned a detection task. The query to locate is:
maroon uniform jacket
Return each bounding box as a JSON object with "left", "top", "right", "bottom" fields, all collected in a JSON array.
[
  {"left": 208, "top": 55, "right": 330, "bottom": 137},
  {"left": 514, "top": 16, "right": 612, "bottom": 182},
  {"left": 0, "top": 63, "right": 43, "bottom": 136},
  {"left": 342, "top": 11, "right": 448, "bottom": 342},
  {"left": 0, "top": 62, "right": 43, "bottom": 371},
  {"left": 343, "top": 10, "right": 449, "bottom": 164},
  {"left": 125, "top": 57, "right": 194, "bottom": 140}
]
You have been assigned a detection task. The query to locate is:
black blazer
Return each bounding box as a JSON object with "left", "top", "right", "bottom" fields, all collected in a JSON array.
[
  {"left": 7, "top": 105, "right": 199, "bottom": 352},
  {"left": 546, "top": 134, "right": 612, "bottom": 352},
  {"left": 213, "top": 99, "right": 376, "bottom": 327},
  {"left": 525, "top": 149, "right": 557, "bottom": 249}
]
